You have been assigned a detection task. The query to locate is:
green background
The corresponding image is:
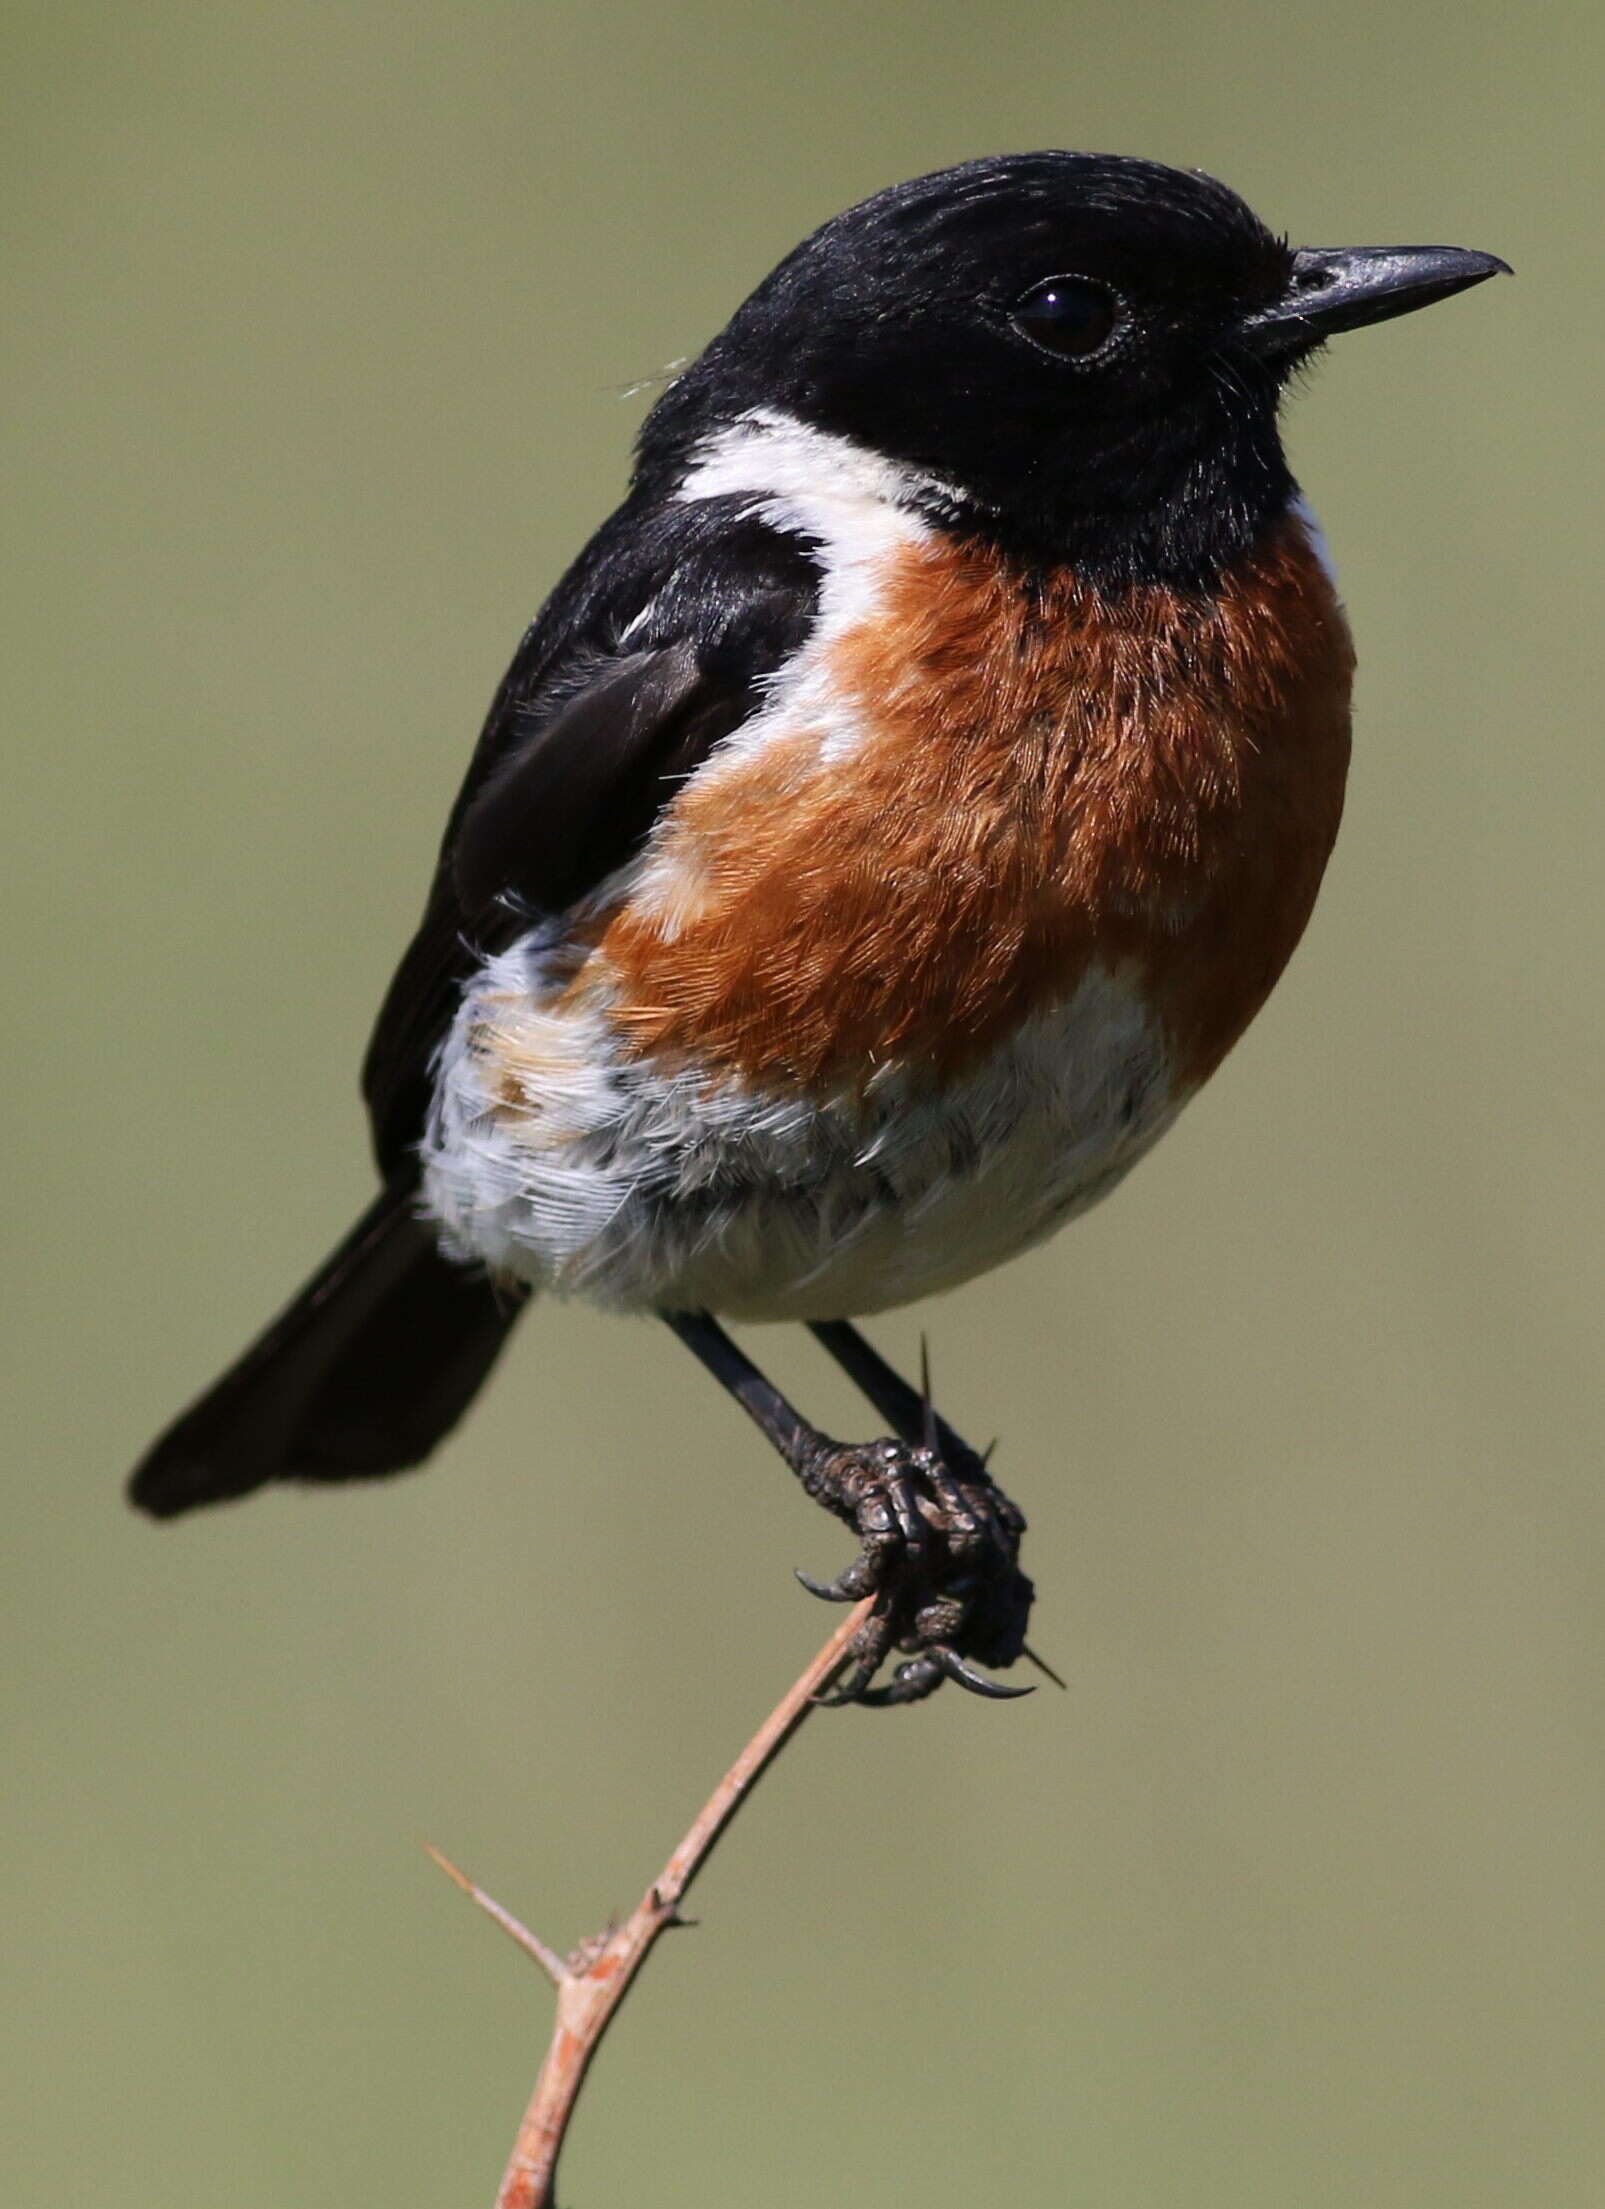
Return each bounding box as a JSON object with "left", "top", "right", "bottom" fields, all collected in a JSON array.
[{"left": 5, "top": 3, "right": 1600, "bottom": 2203}]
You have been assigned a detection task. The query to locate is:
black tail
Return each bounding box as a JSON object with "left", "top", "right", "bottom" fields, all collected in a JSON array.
[{"left": 129, "top": 1187, "right": 529, "bottom": 1519}]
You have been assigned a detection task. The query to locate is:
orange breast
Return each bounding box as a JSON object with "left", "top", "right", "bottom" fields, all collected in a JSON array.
[{"left": 594, "top": 512, "right": 1354, "bottom": 1094}]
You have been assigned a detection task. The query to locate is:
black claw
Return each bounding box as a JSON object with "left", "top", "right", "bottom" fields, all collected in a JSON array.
[
  {"left": 934, "top": 1647, "right": 1035, "bottom": 1700},
  {"left": 794, "top": 1566, "right": 857, "bottom": 1603},
  {"left": 801, "top": 1553, "right": 879, "bottom": 1601}
]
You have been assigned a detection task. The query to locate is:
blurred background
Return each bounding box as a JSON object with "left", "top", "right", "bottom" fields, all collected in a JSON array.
[{"left": 4, "top": 3, "right": 1601, "bottom": 2204}]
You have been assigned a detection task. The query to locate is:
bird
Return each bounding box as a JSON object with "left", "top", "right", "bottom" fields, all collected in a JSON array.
[{"left": 129, "top": 152, "right": 1507, "bottom": 1703}]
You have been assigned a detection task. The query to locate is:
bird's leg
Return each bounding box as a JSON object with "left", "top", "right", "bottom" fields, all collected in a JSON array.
[
  {"left": 808, "top": 1317, "right": 1019, "bottom": 1501},
  {"left": 808, "top": 1318, "right": 963, "bottom": 1454},
  {"left": 662, "top": 1310, "right": 1033, "bottom": 1706}
]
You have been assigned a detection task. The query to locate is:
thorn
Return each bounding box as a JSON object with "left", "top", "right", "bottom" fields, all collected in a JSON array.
[
  {"left": 1022, "top": 1643, "right": 1069, "bottom": 1691},
  {"left": 424, "top": 1843, "right": 569, "bottom": 1988},
  {"left": 980, "top": 1438, "right": 998, "bottom": 1468},
  {"left": 919, "top": 1333, "right": 938, "bottom": 1455}
]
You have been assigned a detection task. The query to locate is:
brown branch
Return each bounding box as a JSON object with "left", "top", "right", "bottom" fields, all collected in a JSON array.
[{"left": 430, "top": 1595, "right": 876, "bottom": 2209}]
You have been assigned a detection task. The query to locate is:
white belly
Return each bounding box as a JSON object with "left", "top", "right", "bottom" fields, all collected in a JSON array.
[{"left": 419, "top": 934, "right": 1184, "bottom": 1321}]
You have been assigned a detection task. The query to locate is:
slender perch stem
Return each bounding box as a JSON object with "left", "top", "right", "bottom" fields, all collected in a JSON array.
[{"left": 431, "top": 1596, "right": 876, "bottom": 2209}]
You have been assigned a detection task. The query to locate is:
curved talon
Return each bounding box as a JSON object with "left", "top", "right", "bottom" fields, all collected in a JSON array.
[
  {"left": 837, "top": 1644, "right": 1038, "bottom": 1708},
  {"left": 797, "top": 1553, "right": 879, "bottom": 1602},
  {"left": 794, "top": 1566, "right": 857, "bottom": 1603},
  {"left": 934, "top": 1646, "right": 1034, "bottom": 1700}
]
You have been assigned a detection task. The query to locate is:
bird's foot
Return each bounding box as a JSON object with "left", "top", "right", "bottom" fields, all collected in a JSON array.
[{"left": 795, "top": 1437, "right": 1034, "bottom": 1706}]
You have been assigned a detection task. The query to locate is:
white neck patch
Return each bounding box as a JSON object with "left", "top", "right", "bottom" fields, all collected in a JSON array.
[
  {"left": 675, "top": 407, "right": 961, "bottom": 552},
  {"left": 1289, "top": 492, "right": 1340, "bottom": 593}
]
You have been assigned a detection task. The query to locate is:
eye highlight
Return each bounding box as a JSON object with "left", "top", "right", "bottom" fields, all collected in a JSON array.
[{"left": 1010, "top": 276, "right": 1123, "bottom": 361}]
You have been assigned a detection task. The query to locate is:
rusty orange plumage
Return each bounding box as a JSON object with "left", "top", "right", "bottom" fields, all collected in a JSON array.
[{"left": 598, "top": 513, "right": 1351, "bottom": 1097}]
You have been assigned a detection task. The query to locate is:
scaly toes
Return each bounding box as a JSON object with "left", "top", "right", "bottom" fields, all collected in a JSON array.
[
  {"left": 852, "top": 1645, "right": 1037, "bottom": 1707},
  {"left": 794, "top": 1435, "right": 1036, "bottom": 1704}
]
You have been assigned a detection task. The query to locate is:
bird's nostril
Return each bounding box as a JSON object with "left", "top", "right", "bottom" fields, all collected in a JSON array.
[{"left": 1292, "top": 264, "right": 1335, "bottom": 294}]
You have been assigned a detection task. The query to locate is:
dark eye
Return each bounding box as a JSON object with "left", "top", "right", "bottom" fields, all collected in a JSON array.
[{"left": 1010, "top": 276, "right": 1123, "bottom": 360}]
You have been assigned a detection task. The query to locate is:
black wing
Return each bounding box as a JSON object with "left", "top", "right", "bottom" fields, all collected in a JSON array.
[
  {"left": 361, "top": 493, "right": 822, "bottom": 1178},
  {"left": 130, "top": 491, "right": 823, "bottom": 1517}
]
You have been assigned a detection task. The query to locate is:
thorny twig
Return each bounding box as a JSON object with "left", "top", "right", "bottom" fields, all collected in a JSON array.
[{"left": 429, "top": 1596, "right": 876, "bottom": 2209}]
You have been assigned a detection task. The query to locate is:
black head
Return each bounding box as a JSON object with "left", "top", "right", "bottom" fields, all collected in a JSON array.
[{"left": 640, "top": 153, "right": 1507, "bottom": 586}]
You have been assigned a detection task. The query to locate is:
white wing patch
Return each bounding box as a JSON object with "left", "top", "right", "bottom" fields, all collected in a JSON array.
[{"left": 621, "top": 413, "right": 952, "bottom": 941}]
